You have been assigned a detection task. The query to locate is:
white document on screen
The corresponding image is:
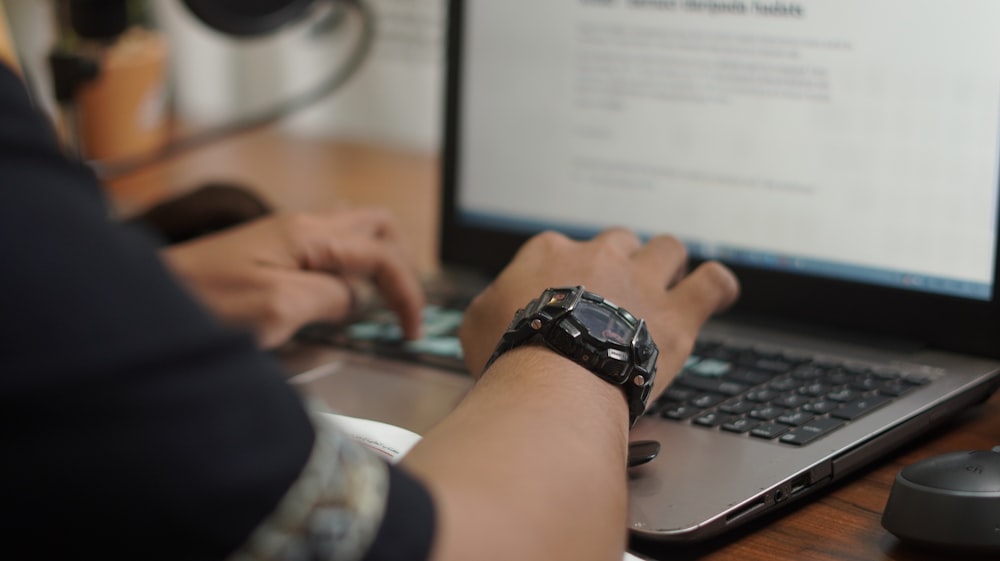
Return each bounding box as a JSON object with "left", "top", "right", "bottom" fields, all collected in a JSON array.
[{"left": 458, "top": 0, "right": 1000, "bottom": 288}]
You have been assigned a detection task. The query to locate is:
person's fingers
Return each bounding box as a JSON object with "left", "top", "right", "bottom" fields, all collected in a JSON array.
[
  {"left": 632, "top": 234, "right": 689, "bottom": 288},
  {"left": 316, "top": 206, "right": 403, "bottom": 241},
  {"left": 287, "top": 209, "right": 421, "bottom": 283},
  {"left": 493, "top": 230, "right": 573, "bottom": 289},
  {"left": 260, "top": 210, "right": 423, "bottom": 338},
  {"left": 589, "top": 227, "right": 642, "bottom": 256},
  {"left": 252, "top": 270, "right": 357, "bottom": 348},
  {"left": 511, "top": 230, "right": 571, "bottom": 261},
  {"left": 308, "top": 237, "right": 426, "bottom": 339},
  {"left": 666, "top": 261, "right": 740, "bottom": 333}
]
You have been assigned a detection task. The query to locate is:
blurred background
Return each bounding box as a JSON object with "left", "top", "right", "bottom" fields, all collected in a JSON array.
[
  {"left": 1, "top": 0, "right": 445, "bottom": 161},
  {"left": 0, "top": 0, "right": 446, "bottom": 272}
]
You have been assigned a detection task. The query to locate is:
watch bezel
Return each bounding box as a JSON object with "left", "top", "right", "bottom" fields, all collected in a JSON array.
[{"left": 485, "top": 286, "right": 659, "bottom": 427}]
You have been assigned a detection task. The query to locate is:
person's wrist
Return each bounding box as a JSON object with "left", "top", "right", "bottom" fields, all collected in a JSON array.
[{"left": 483, "top": 345, "right": 631, "bottom": 434}]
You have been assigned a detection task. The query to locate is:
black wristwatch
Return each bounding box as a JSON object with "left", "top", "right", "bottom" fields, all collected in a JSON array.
[{"left": 483, "top": 286, "right": 659, "bottom": 427}]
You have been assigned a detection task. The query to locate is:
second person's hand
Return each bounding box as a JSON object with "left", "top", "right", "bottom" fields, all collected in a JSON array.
[
  {"left": 459, "top": 228, "right": 740, "bottom": 400},
  {"left": 162, "top": 207, "right": 425, "bottom": 348}
]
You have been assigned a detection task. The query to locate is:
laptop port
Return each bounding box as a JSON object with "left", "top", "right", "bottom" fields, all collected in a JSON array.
[
  {"left": 725, "top": 496, "right": 767, "bottom": 524},
  {"left": 773, "top": 489, "right": 787, "bottom": 503},
  {"left": 790, "top": 473, "right": 811, "bottom": 496}
]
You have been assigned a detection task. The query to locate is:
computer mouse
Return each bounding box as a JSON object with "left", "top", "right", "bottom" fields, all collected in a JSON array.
[{"left": 881, "top": 446, "right": 1000, "bottom": 552}]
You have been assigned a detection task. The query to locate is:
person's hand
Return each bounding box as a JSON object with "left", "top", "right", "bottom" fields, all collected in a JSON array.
[
  {"left": 459, "top": 228, "right": 739, "bottom": 398},
  {"left": 162, "top": 207, "right": 425, "bottom": 348}
]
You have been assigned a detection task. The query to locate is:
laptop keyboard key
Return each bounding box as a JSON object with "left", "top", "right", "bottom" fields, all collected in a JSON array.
[
  {"left": 690, "top": 393, "right": 726, "bottom": 409},
  {"left": 904, "top": 374, "right": 932, "bottom": 385},
  {"left": 824, "top": 370, "right": 853, "bottom": 386},
  {"left": 718, "top": 399, "right": 756, "bottom": 415},
  {"left": 721, "top": 418, "right": 760, "bottom": 434},
  {"left": 798, "top": 383, "right": 831, "bottom": 397},
  {"left": 675, "top": 375, "right": 747, "bottom": 396},
  {"left": 694, "top": 412, "right": 733, "bottom": 428},
  {"left": 725, "top": 368, "right": 775, "bottom": 385},
  {"left": 751, "top": 358, "right": 795, "bottom": 374},
  {"left": 772, "top": 393, "right": 811, "bottom": 409},
  {"left": 850, "top": 376, "right": 883, "bottom": 392},
  {"left": 830, "top": 394, "right": 893, "bottom": 421},
  {"left": 749, "top": 406, "right": 787, "bottom": 421},
  {"left": 872, "top": 367, "right": 901, "bottom": 380},
  {"left": 750, "top": 423, "right": 791, "bottom": 439},
  {"left": 662, "top": 405, "right": 701, "bottom": 420},
  {"left": 791, "top": 365, "right": 825, "bottom": 380},
  {"left": 802, "top": 399, "right": 839, "bottom": 414},
  {"left": 746, "top": 388, "right": 780, "bottom": 402},
  {"left": 689, "top": 358, "right": 732, "bottom": 377},
  {"left": 660, "top": 387, "right": 697, "bottom": 403},
  {"left": 826, "top": 388, "right": 860, "bottom": 403},
  {"left": 879, "top": 381, "right": 918, "bottom": 397},
  {"left": 780, "top": 418, "right": 846, "bottom": 446},
  {"left": 769, "top": 376, "right": 801, "bottom": 392},
  {"left": 777, "top": 411, "right": 816, "bottom": 426}
]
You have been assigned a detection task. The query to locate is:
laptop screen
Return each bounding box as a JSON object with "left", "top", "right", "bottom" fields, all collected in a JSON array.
[
  {"left": 441, "top": 0, "right": 1000, "bottom": 356},
  {"left": 448, "top": 0, "right": 1000, "bottom": 301}
]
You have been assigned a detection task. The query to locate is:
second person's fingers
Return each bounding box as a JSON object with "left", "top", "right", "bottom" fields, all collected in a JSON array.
[
  {"left": 312, "top": 237, "right": 426, "bottom": 339},
  {"left": 632, "top": 234, "right": 689, "bottom": 289},
  {"left": 666, "top": 261, "right": 740, "bottom": 335},
  {"left": 252, "top": 270, "right": 356, "bottom": 348},
  {"left": 589, "top": 227, "right": 642, "bottom": 257}
]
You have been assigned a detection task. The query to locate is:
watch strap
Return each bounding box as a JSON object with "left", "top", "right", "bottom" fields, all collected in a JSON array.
[{"left": 484, "top": 286, "right": 658, "bottom": 427}]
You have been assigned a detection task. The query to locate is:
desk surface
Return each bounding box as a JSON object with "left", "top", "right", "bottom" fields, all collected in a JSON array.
[{"left": 108, "top": 128, "right": 1000, "bottom": 561}]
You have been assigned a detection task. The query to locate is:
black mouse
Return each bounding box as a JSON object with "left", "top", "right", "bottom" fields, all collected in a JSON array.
[{"left": 881, "top": 446, "right": 1000, "bottom": 552}]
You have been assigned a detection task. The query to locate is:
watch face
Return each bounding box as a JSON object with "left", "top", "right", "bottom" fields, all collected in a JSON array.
[{"left": 575, "top": 301, "right": 633, "bottom": 345}]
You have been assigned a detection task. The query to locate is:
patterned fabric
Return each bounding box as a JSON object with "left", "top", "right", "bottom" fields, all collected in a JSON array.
[{"left": 227, "top": 415, "right": 390, "bottom": 561}]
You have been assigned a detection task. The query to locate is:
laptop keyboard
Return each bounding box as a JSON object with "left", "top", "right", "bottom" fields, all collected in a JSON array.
[
  {"left": 296, "top": 307, "right": 932, "bottom": 446},
  {"left": 656, "top": 339, "right": 931, "bottom": 446},
  {"left": 296, "top": 305, "right": 468, "bottom": 372}
]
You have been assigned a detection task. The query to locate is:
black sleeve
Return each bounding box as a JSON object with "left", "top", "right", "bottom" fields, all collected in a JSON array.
[
  {"left": 0, "top": 64, "right": 435, "bottom": 561},
  {"left": 362, "top": 466, "right": 438, "bottom": 561}
]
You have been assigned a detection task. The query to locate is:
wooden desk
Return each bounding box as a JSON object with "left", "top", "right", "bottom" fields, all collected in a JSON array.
[
  {"left": 108, "top": 128, "right": 1000, "bottom": 561},
  {"left": 107, "top": 127, "right": 442, "bottom": 275}
]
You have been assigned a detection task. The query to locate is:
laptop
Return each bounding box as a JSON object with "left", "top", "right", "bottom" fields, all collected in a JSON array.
[{"left": 301, "top": 0, "right": 1000, "bottom": 544}]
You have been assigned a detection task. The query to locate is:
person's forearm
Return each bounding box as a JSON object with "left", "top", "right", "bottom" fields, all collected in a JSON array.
[{"left": 403, "top": 346, "right": 631, "bottom": 561}]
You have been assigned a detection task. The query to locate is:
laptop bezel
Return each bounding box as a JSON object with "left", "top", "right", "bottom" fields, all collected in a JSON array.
[{"left": 439, "top": 0, "right": 1000, "bottom": 360}]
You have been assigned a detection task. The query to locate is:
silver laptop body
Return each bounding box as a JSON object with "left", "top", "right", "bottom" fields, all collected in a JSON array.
[{"left": 437, "top": 0, "right": 1000, "bottom": 543}]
